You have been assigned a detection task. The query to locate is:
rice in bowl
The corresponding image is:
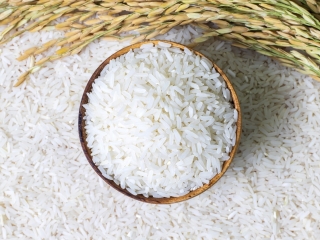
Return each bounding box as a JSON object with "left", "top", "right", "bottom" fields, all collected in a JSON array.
[{"left": 83, "top": 41, "right": 238, "bottom": 198}]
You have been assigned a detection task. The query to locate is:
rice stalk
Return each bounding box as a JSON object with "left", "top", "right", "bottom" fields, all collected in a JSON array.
[{"left": 1, "top": 0, "right": 320, "bottom": 84}]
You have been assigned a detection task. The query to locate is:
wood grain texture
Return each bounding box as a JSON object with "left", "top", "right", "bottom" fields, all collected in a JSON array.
[{"left": 78, "top": 40, "right": 242, "bottom": 204}]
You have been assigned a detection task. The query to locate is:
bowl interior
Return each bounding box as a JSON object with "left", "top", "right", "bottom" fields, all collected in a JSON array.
[{"left": 78, "top": 40, "right": 242, "bottom": 204}]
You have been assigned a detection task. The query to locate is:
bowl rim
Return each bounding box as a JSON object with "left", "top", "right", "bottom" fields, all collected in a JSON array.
[{"left": 78, "top": 40, "right": 242, "bottom": 204}]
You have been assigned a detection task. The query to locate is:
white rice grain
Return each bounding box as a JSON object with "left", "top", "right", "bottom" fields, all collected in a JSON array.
[{"left": 84, "top": 42, "right": 237, "bottom": 197}]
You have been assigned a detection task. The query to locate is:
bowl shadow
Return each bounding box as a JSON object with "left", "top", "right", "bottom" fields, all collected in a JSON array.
[{"left": 195, "top": 40, "right": 302, "bottom": 181}]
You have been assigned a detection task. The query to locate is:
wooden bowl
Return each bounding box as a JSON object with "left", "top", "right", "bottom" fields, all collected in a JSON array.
[{"left": 78, "top": 40, "right": 242, "bottom": 204}]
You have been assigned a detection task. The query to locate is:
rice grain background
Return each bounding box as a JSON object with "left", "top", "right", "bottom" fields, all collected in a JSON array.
[{"left": 0, "top": 26, "right": 320, "bottom": 239}]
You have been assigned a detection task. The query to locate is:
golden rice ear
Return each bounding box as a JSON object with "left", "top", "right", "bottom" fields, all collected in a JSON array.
[{"left": 3, "top": 0, "right": 320, "bottom": 85}]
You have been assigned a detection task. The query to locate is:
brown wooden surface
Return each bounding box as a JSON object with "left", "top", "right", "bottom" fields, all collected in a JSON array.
[{"left": 78, "top": 40, "right": 242, "bottom": 204}]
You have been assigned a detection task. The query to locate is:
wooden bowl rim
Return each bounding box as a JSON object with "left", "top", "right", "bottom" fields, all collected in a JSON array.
[{"left": 78, "top": 40, "right": 242, "bottom": 204}]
